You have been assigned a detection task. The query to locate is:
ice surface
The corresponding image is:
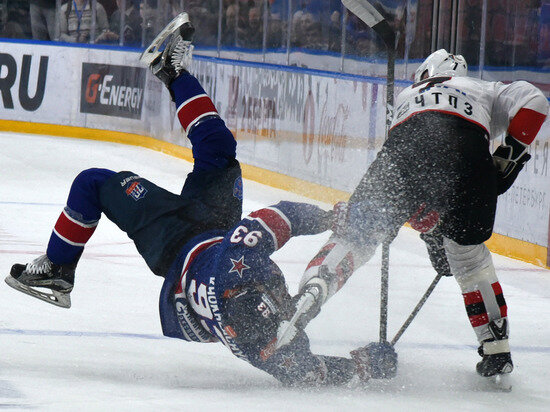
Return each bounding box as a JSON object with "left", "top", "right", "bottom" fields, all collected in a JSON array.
[{"left": 1, "top": 132, "right": 549, "bottom": 411}]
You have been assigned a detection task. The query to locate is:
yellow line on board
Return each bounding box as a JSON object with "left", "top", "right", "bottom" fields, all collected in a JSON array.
[
  {"left": 485, "top": 233, "right": 548, "bottom": 267},
  {"left": 0, "top": 120, "right": 349, "bottom": 203},
  {"left": 1, "top": 119, "right": 547, "bottom": 268}
]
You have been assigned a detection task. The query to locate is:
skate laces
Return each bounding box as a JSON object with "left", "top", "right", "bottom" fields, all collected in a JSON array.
[
  {"left": 169, "top": 36, "right": 194, "bottom": 72},
  {"left": 25, "top": 254, "right": 52, "bottom": 275}
]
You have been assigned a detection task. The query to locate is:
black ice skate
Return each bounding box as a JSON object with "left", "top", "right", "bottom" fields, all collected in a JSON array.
[
  {"left": 476, "top": 318, "right": 513, "bottom": 391},
  {"left": 5, "top": 254, "right": 75, "bottom": 308},
  {"left": 476, "top": 351, "right": 513, "bottom": 377},
  {"left": 139, "top": 12, "right": 195, "bottom": 88}
]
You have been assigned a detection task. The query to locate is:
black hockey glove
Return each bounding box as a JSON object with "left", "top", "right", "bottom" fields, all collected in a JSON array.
[
  {"left": 350, "top": 341, "right": 398, "bottom": 380},
  {"left": 420, "top": 231, "right": 452, "bottom": 277},
  {"left": 492, "top": 135, "right": 531, "bottom": 195}
]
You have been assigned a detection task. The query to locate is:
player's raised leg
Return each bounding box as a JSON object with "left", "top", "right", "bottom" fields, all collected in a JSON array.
[{"left": 141, "top": 12, "right": 236, "bottom": 173}]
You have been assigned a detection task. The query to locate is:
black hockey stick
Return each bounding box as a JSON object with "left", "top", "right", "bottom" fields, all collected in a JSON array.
[
  {"left": 390, "top": 272, "right": 443, "bottom": 345},
  {"left": 391, "top": 232, "right": 450, "bottom": 345},
  {"left": 342, "top": 0, "right": 396, "bottom": 344}
]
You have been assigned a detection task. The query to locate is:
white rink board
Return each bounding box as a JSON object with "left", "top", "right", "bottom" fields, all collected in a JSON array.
[{"left": 1, "top": 40, "right": 550, "bottom": 247}]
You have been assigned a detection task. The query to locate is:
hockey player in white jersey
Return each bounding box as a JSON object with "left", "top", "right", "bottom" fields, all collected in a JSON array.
[{"left": 279, "top": 49, "right": 549, "bottom": 380}]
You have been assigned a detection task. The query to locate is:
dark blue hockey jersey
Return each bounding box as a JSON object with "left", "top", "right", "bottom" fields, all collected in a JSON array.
[{"left": 158, "top": 201, "right": 331, "bottom": 351}]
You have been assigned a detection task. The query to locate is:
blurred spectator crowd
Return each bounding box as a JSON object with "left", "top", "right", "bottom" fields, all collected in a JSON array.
[{"left": 1, "top": 0, "right": 549, "bottom": 70}]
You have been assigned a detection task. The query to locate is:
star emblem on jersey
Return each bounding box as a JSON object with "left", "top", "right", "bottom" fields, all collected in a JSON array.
[
  {"left": 229, "top": 256, "right": 250, "bottom": 278},
  {"left": 278, "top": 353, "right": 297, "bottom": 371}
]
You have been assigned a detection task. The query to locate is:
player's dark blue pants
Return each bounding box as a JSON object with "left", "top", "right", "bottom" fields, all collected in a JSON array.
[{"left": 46, "top": 72, "right": 243, "bottom": 276}]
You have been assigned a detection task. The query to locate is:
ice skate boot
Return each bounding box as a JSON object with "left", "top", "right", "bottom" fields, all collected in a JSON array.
[
  {"left": 5, "top": 254, "right": 75, "bottom": 308},
  {"left": 476, "top": 318, "right": 513, "bottom": 391},
  {"left": 139, "top": 12, "right": 195, "bottom": 87},
  {"left": 476, "top": 351, "right": 513, "bottom": 377}
]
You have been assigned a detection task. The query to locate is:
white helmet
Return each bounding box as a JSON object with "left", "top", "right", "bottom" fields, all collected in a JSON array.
[{"left": 414, "top": 49, "right": 468, "bottom": 83}]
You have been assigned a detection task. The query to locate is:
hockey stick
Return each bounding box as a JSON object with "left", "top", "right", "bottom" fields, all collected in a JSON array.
[
  {"left": 276, "top": 1, "right": 396, "bottom": 351},
  {"left": 342, "top": 0, "right": 396, "bottom": 345},
  {"left": 391, "top": 232, "right": 450, "bottom": 345},
  {"left": 390, "top": 272, "right": 443, "bottom": 345}
]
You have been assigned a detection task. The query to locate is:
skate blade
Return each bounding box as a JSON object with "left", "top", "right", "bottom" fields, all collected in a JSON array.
[
  {"left": 139, "top": 12, "right": 190, "bottom": 66},
  {"left": 490, "top": 373, "right": 512, "bottom": 392},
  {"left": 5, "top": 275, "right": 71, "bottom": 308},
  {"left": 276, "top": 292, "right": 318, "bottom": 349},
  {"left": 276, "top": 320, "right": 298, "bottom": 349}
]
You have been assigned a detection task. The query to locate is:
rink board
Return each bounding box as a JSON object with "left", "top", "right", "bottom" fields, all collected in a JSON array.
[{"left": 1, "top": 40, "right": 549, "bottom": 267}]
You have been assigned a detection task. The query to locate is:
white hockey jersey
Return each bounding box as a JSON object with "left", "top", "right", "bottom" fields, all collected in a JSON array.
[{"left": 391, "top": 76, "right": 549, "bottom": 144}]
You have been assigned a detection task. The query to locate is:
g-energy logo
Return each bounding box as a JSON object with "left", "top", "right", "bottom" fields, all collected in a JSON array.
[
  {"left": 85, "top": 73, "right": 143, "bottom": 109},
  {"left": 80, "top": 63, "right": 146, "bottom": 119}
]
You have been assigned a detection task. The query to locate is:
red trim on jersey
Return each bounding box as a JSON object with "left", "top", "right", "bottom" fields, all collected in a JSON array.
[
  {"left": 469, "top": 313, "right": 489, "bottom": 327},
  {"left": 249, "top": 208, "right": 291, "bottom": 249},
  {"left": 175, "top": 237, "right": 224, "bottom": 294},
  {"left": 177, "top": 94, "right": 218, "bottom": 132},
  {"left": 507, "top": 108, "right": 547, "bottom": 145},
  {"left": 224, "top": 325, "right": 237, "bottom": 338},
  {"left": 391, "top": 110, "right": 489, "bottom": 135},
  {"left": 53, "top": 210, "right": 97, "bottom": 246},
  {"left": 463, "top": 290, "right": 484, "bottom": 306},
  {"left": 260, "top": 337, "right": 278, "bottom": 361}
]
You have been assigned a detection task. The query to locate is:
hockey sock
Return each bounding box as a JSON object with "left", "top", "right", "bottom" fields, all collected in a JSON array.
[
  {"left": 443, "top": 239, "right": 509, "bottom": 345},
  {"left": 171, "top": 72, "right": 236, "bottom": 171},
  {"left": 300, "top": 236, "right": 375, "bottom": 303},
  {"left": 456, "top": 264, "right": 508, "bottom": 344},
  {"left": 46, "top": 168, "right": 115, "bottom": 265}
]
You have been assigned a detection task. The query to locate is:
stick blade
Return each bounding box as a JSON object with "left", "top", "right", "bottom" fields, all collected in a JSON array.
[
  {"left": 341, "top": 0, "right": 395, "bottom": 47},
  {"left": 341, "top": 0, "right": 384, "bottom": 27}
]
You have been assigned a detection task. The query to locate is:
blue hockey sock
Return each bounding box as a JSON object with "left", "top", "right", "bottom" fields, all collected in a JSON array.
[
  {"left": 170, "top": 72, "right": 236, "bottom": 171},
  {"left": 47, "top": 168, "right": 115, "bottom": 265}
]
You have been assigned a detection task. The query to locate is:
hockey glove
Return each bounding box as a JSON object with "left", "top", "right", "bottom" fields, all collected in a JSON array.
[
  {"left": 350, "top": 342, "right": 398, "bottom": 380},
  {"left": 420, "top": 231, "right": 452, "bottom": 277},
  {"left": 492, "top": 135, "right": 531, "bottom": 195}
]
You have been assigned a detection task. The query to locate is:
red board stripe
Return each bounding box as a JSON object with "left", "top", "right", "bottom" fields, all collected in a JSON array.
[
  {"left": 463, "top": 290, "right": 483, "bottom": 306},
  {"left": 177, "top": 94, "right": 218, "bottom": 132},
  {"left": 53, "top": 210, "right": 97, "bottom": 246},
  {"left": 249, "top": 208, "right": 291, "bottom": 250},
  {"left": 508, "top": 108, "right": 547, "bottom": 145}
]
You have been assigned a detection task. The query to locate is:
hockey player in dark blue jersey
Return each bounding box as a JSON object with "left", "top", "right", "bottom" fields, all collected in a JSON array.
[{"left": 6, "top": 13, "right": 384, "bottom": 387}]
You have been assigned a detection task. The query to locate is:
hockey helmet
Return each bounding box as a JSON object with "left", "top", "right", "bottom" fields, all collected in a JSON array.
[
  {"left": 414, "top": 49, "right": 467, "bottom": 83},
  {"left": 223, "top": 261, "right": 291, "bottom": 345}
]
